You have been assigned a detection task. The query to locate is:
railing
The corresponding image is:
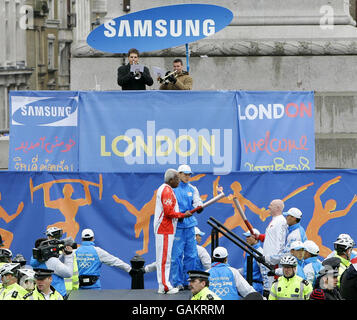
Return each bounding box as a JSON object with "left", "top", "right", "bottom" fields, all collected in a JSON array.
[{"left": 207, "top": 216, "right": 274, "bottom": 285}]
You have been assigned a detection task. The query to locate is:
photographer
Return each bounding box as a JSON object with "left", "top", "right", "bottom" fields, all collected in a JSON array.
[{"left": 30, "top": 237, "right": 73, "bottom": 298}]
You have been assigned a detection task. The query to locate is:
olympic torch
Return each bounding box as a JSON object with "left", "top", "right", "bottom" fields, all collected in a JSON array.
[
  {"left": 190, "top": 192, "right": 225, "bottom": 214},
  {"left": 232, "top": 197, "right": 257, "bottom": 239}
]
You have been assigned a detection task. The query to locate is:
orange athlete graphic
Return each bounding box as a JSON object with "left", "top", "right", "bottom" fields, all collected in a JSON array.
[
  {"left": 30, "top": 175, "right": 102, "bottom": 240},
  {"left": 202, "top": 176, "right": 314, "bottom": 247},
  {"left": 306, "top": 176, "right": 357, "bottom": 258},
  {"left": 112, "top": 174, "right": 208, "bottom": 255},
  {"left": 0, "top": 192, "right": 24, "bottom": 248}
]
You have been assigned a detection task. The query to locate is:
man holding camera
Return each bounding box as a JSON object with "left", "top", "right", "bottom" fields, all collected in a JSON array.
[
  {"left": 76, "top": 228, "right": 132, "bottom": 290},
  {"left": 30, "top": 237, "right": 74, "bottom": 298}
]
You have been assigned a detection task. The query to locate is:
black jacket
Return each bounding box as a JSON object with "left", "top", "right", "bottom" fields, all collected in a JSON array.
[
  {"left": 117, "top": 63, "right": 153, "bottom": 90},
  {"left": 340, "top": 265, "right": 357, "bottom": 300}
]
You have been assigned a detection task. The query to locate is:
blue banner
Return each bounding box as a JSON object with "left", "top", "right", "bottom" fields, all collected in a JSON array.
[
  {"left": 9, "top": 90, "right": 315, "bottom": 173},
  {"left": 9, "top": 91, "right": 79, "bottom": 172},
  {"left": 237, "top": 91, "right": 315, "bottom": 171},
  {"left": 1, "top": 170, "right": 356, "bottom": 290},
  {"left": 79, "top": 91, "right": 239, "bottom": 174}
]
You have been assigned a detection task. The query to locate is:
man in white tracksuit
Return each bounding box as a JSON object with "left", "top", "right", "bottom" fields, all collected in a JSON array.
[{"left": 256, "top": 199, "right": 287, "bottom": 295}]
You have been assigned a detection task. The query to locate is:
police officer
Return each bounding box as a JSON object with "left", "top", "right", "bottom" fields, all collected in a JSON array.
[
  {"left": 311, "top": 257, "right": 342, "bottom": 300},
  {"left": 268, "top": 255, "right": 312, "bottom": 300},
  {"left": 0, "top": 263, "right": 27, "bottom": 300},
  {"left": 328, "top": 237, "right": 354, "bottom": 288},
  {"left": 30, "top": 237, "right": 74, "bottom": 298},
  {"left": 187, "top": 270, "right": 221, "bottom": 300},
  {"left": 45, "top": 227, "right": 79, "bottom": 294},
  {"left": 171, "top": 164, "right": 203, "bottom": 290},
  {"left": 0, "top": 248, "right": 12, "bottom": 268},
  {"left": 17, "top": 268, "right": 36, "bottom": 292},
  {"left": 208, "top": 246, "right": 255, "bottom": 300},
  {"left": 23, "top": 268, "right": 63, "bottom": 300},
  {"left": 76, "top": 228, "right": 131, "bottom": 290}
]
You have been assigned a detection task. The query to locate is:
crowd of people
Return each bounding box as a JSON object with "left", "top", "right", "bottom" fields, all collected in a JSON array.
[{"left": 0, "top": 165, "right": 356, "bottom": 301}]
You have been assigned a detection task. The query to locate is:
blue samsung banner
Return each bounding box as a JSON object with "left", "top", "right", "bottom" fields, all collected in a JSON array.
[
  {"left": 1, "top": 170, "right": 356, "bottom": 290},
  {"left": 9, "top": 90, "right": 315, "bottom": 173},
  {"left": 9, "top": 91, "right": 79, "bottom": 172},
  {"left": 237, "top": 91, "right": 315, "bottom": 171},
  {"left": 87, "top": 4, "right": 234, "bottom": 53}
]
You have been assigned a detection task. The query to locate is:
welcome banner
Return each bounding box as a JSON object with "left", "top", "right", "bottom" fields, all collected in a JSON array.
[
  {"left": 1, "top": 170, "right": 356, "bottom": 290},
  {"left": 9, "top": 91, "right": 314, "bottom": 173},
  {"left": 237, "top": 91, "right": 315, "bottom": 171}
]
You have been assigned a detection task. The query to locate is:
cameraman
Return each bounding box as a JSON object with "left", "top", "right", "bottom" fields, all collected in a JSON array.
[
  {"left": 45, "top": 227, "right": 79, "bottom": 294},
  {"left": 76, "top": 228, "right": 131, "bottom": 290},
  {"left": 30, "top": 237, "right": 73, "bottom": 298}
]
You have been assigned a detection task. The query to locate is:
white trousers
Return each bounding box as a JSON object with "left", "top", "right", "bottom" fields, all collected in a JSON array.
[{"left": 155, "top": 233, "right": 175, "bottom": 292}]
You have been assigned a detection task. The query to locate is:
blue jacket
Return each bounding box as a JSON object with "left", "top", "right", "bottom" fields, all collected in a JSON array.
[
  {"left": 174, "top": 181, "right": 201, "bottom": 229},
  {"left": 76, "top": 241, "right": 102, "bottom": 289},
  {"left": 284, "top": 223, "right": 307, "bottom": 253},
  {"left": 209, "top": 262, "right": 240, "bottom": 300},
  {"left": 243, "top": 243, "right": 264, "bottom": 293}
]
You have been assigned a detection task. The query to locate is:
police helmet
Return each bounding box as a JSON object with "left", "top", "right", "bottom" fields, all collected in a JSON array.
[
  {"left": 45, "top": 227, "right": 63, "bottom": 239},
  {"left": 0, "top": 248, "right": 12, "bottom": 262},
  {"left": 18, "top": 268, "right": 36, "bottom": 291},
  {"left": 12, "top": 253, "right": 27, "bottom": 266},
  {"left": 334, "top": 237, "right": 354, "bottom": 253},
  {"left": 0, "top": 263, "right": 21, "bottom": 277},
  {"left": 280, "top": 255, "right": 298, "bottom": 267}
]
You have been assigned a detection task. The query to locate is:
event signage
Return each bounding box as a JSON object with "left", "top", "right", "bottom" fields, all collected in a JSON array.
[
  {"left": 9, "top": 91, "right": 79, "bottom": 172},
  {"left": 237, "top": 91, "right": 315, "bottom": 171},
  {"left": 86, "top": 4, "right": 234, "bottom": 53},
  {"left": 8, "top": 90, "right": 314, "bottom": 173}
]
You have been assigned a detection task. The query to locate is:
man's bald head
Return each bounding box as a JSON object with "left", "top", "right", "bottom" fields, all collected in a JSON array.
[{"left": 268, "top": 199, "right": 284, "bottom": 216}]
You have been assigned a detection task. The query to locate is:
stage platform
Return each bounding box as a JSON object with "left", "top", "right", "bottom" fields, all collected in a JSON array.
[{"left": 67, "top": 289, "right": 192, "bottom": 300}]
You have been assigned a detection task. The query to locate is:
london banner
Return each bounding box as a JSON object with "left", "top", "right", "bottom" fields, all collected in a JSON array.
[{"left": 9, "top": 90, "right": 314, "bottom": 173}]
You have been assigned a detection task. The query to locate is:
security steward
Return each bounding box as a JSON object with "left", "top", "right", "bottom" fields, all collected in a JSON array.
[
  {"left": 23, "top": 268, "right": 63, "bottom": 300},
  {"left": 268, "top": 255, "right": 313, "bottom": 300},
  {"left": 187, "top": 270, "right": 221, "bottom": 300},
  {"left": 0, "top": 263, "right": 27, "bottom": 300}
]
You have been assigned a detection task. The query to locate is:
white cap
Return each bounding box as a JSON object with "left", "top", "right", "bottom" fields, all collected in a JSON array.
[
  {"left": 283, "top": 207, "right": 302, "bottom": 219},
  {"left": 213, "top": 246, "right": 228, "bottom": 259},
  {"left": 82, "top": 228, "right": 94, "bottom": 239},
  {"left": 177, "top": 164, "right": 192, "bottom": 174},
  {"left": 243, "top": 228, "right": 260, "bottom": 237},
  {"left": 304, "top": 240, "right": 319, "bottom": 255},
  {"left": 290, "top": 240, "right": 305, "bottom": 250},
  {"left": 194, "top": 227, "right": 205, "bottom": 236}
]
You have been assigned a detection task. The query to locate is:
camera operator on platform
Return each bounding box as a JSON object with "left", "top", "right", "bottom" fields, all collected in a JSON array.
[{"left": 30, "top": 237, "right": 74, "bottom": 298}]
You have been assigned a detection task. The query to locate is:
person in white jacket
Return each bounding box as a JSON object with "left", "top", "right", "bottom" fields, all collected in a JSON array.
[
  {"left": 256, "top": 199, "right": 287, "bottom": 294},
  {"left": 194, "top": 227, "right": 211, "bottom": 271}
]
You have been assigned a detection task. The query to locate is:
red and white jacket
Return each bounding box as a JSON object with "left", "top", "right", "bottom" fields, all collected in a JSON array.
[{"left": 154, "top": 183, "right": 185, "bottom": 235}]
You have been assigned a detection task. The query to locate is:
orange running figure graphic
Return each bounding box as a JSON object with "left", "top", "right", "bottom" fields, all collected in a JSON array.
[
  {"left": 306, "top": 176, "right": 357, "bottom": 258},
  {"left": 112, "top": 174, "right": 208, "bottom": 255},
  {"left": 0, "top": 192, "right": 24, "bottom": 248},
  {"left": 30, "top": 175, "right": 102, "bottom": 240}
]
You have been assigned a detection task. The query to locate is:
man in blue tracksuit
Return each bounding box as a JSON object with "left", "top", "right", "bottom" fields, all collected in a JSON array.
[
  {"left": 171, "top": 164, "right": 203, "bottom": 290},
  {"left": 283, "top": 207, "right": 307, "bottom": 254},
  {"left": 76, "top": 228, "right": 132, "bottom": 289}
]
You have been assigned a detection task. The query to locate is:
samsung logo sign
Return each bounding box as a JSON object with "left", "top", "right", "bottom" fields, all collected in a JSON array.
[
  {"left": 103, "top": 19, "right": 216, "bottom": 38},
  {"left": 87, "top": 4, "right": 233, "bottom": 53}
]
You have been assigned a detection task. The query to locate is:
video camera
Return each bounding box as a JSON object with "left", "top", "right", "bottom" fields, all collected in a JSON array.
[{"left": 32, "top": 237, "right": 77, "bottom": 262}]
